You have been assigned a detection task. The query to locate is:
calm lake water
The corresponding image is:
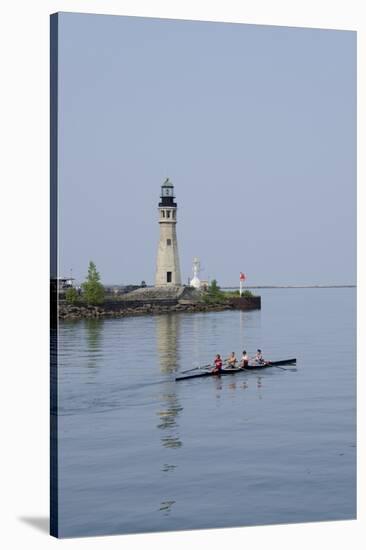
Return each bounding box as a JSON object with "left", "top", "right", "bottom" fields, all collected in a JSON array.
[{"left": 56, "top": 288, "right": 356, "bottom": 537}]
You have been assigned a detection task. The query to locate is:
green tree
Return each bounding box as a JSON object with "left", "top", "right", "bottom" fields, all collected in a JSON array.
[
  {"left": 65, "top": 287, "right": 79, "bottom": 304},
  {"left": 81, "top": 261, "right": 105, "bottom": 305}
]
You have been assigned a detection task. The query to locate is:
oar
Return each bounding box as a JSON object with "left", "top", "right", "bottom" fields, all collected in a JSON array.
[
  {"left": 266, "top": 362, "right": 289, "bottom": 371},
  {"left": 181, "top": 363, "right": 212, "bottom": 374},
  {"left": 181, "top": 358, "right": 231, "bottom": 374},
  {"left": 244, "top": 361, "right": 289, "bottom": 371}
]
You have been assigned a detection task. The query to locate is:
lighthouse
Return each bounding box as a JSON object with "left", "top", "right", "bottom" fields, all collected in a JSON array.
[{"left": 155, "top": 178, "right": 182, "bottom": 287}]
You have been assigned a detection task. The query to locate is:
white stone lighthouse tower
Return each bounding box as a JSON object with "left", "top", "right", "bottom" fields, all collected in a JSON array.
[{"left": 155, "top": 178, "right": 182, "bottom": 286}]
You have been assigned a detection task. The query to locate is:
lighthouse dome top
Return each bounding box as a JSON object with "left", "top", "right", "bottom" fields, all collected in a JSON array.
[{"left": 162, "top": 177, "right": 173, "bottom": 188}]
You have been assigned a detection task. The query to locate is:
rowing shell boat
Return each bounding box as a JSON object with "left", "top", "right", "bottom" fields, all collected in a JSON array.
[{"left": 175, "top": 358, "right": 296, "bottom": 381}]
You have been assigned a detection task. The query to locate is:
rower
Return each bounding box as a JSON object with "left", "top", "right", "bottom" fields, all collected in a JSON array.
[
  {"left": 240, "top": 350, "right": 249, "bottom": 368},
  {"left": 212, "top": 354, "right": 223, "bottom": 375},
  {"left": 226, "top": 351, "right": 237, "bottom": 367},
  {"left": 253, "top": 349, "right": 264, "bottom": 365}
]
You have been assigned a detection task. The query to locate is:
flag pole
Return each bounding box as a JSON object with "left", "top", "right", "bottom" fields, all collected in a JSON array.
[{"left": 239, "top": 272, "right": 246, "bottom": 296}]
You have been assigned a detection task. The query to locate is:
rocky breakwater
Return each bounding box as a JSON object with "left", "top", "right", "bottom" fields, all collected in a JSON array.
[{"left": 58, "top": 286, "right": 261, "bottom": 320}]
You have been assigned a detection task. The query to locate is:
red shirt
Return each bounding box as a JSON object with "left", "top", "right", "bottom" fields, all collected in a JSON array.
[{"left": 214, "top": 358, "right": 222, "bottom": 370}]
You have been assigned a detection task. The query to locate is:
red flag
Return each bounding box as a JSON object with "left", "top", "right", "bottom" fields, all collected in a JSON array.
[{"left": 240, "top": 272, "right": 246, "bottom": 281}]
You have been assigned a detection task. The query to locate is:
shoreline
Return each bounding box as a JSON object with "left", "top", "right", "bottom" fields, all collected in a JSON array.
[{"left": 57, "top": 296, "right": 261, "bottom": 321}]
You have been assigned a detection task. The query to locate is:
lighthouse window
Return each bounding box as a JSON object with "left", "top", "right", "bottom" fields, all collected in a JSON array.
[
  {"left": 172, "top": 211, "right": 176, "bottom": 219},
  {"left": 161, "top": 210, "right": 165, "bottom": 218},
  {"left": 166, "top": 211, "right": 171, "bottom": 219},
  {"left": 167, "top": 272, "right": 172, "bottom": 283},
  {"left": 167, "top": 239, "right": 172, "bottom": 246}
]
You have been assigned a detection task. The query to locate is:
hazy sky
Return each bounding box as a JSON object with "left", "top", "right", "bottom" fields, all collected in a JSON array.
[{"left": 57, "top": 12, "right": 356, "bottom": 286}]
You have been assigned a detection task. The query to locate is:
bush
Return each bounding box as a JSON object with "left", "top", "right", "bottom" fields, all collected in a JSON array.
[
  {"left": 224, "top": 290, "right": 240, "bottom": 297},
  {"left": 241, "top": 289, "right": 253, "bottom": 298},
  {"left": 203, "top": 279, "right": 226, "bottom": 303},
  {"left": 224, "top": 289, "right": 253, "bottom": 298},
  {"left": 203, "top": 284, "right": 254, "bottom": 302}
]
